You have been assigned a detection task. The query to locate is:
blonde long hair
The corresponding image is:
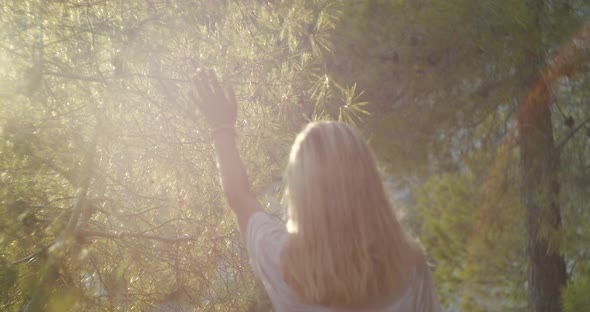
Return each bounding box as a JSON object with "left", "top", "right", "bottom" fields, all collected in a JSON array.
[{"left": 282, "top": 121, "right": 424, "bottom": 307}]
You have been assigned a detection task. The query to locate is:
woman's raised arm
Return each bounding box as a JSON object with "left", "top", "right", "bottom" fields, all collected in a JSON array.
[{"left": 190, "top": 70, "right": 261, "bottom": 237}]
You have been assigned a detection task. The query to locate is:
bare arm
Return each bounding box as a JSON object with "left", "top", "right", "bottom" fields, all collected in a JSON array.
[
  {"left": 212, "top": 129, "right": 261, "bottom": 236},
  {"left": 190, "top": 70, "right": 261, "bottom": 238}
]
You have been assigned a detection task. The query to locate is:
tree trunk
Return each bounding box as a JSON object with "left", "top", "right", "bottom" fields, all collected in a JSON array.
[
  {"left": 516, "top": 2, "right": 569, "bottom": 310},
  {"left": 518, "top": 96, "right": 567, "bottom": 312},
  {"left": 516, "top": 17, "right": 590, "bottom": 311}
]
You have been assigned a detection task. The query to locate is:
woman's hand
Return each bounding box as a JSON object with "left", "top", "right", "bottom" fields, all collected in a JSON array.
[{"left": 190, "top": 69, "right": 237, "bottom": 127}]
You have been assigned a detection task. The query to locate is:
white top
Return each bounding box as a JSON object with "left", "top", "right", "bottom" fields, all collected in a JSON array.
[{"left": 246, "top": 212, "right": 442, "bottom": 312}]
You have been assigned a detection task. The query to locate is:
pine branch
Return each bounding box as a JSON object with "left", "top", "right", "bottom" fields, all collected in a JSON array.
[
  {"left": 556, "top": 115, "right": 590, "bottom": 153},
  {"left": 77, "top": 229, "right": 198, "bottom": 243},
  {"left": 11, "top": 245, "right": 51, "bottom": 265}
]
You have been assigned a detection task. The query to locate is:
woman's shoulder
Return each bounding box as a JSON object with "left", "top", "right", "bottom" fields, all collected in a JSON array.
[
  {"left": 246, "top": 211, "right": 289, "bottom": 277},
  {"left": 247, "top": 211, "right": 287, "bottom": 244}
]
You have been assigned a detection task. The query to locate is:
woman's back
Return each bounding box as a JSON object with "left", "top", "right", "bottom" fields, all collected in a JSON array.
[
  {"left": 247, "top": 212, "right": 441, "bottom": 312},
  {"left": 274, "top": 122, "right": 439, "bottom": 310}
]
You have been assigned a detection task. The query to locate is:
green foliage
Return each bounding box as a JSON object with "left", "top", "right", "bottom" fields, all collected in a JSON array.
[
  {"left": 562, "top": 275, "right": 590, "bottom": 312},
  {"left": 324, "top": 0, "right": 590, "bottom": 311},
  {"left": 415, "top": 143, "right": 527, "bottom": 311},
  {"left": 0, "top": 0, "right": 353, "bottom": 310},
  {"left": 1, "top": 0, "right": 590, "bottom": 311},
  {"left": 416, "top": 171, "right": 478, "bottom": 308},
  {"left": 555, "top": 73, "right": 590, "bottom": 312}
]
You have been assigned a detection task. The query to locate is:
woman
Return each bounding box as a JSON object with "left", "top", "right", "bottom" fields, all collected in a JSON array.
[{"left": 190, "top": 70, "right": 441, "bottom": 311}]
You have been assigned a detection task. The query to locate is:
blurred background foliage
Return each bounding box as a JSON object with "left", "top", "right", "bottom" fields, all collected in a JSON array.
[{"left": 0, "top": 0, "right": 589, "bottom": 311}]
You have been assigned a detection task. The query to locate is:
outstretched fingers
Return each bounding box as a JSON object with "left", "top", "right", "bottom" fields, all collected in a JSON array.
[
  {"left": 190, "top": 70, "right": 214, "bottom": 115},
  {"left": 206, "top": 70, "right": 225, "bottom": 100},
  {"left": 197, "top": 73, "right": 214, "bottom": 99},
  {"left": 226, "top": 85, "right": 237, "bottom": 105}
]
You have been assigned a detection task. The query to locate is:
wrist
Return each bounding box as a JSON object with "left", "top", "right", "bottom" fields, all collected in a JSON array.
[{"left": 211, "top": 124, "right": 235, "bottom": 138}]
